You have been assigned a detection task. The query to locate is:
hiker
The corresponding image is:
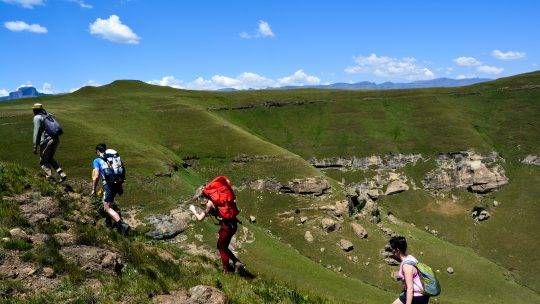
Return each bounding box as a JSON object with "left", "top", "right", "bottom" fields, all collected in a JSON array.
[
  {"left": 390, "top": 236, "right": 430, "bottom": 304},
  {"left": 189, "top": 176, "right": 244, "bottom": 273},
  {"left": 91, "top": 143, "right": 130, "bottom": 235},
  {"left": 32, "top": 103, "right": 67, "bottom": 182}
]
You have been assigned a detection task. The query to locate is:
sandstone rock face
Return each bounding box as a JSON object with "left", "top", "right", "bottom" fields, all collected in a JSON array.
[
  {"left": 423, "top": 151, "right": 508, "bottom": 193},
  {"left": 522, "top": 155, "right": 540, "bottom": 166},
  {"left": 246, "top": 177, "right": 330, "bottom": 196},
  {"left": 350, "top": 222, "right": 368, "bottom": 239},
  {"left": 385, "top": 180, "right": 409, "bottom": 195},
  {"left": 321, "top": 218, "right": 337, "bottom": 232},
  {"left": 60, "top": 245, "right": 122, "bottom": 274},
  {"left": 339, "top": 239, "right": 354, "bottom": 252},
  {"left": 188, "top": 285, "right": 227, "bottom": 304},
  {"left": 309, "top": 154, "right": 422, "bottom": 171}
]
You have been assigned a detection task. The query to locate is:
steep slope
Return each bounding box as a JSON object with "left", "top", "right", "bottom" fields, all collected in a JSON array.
[{"left": 0, "top": 72, "right": 539, "bottom": 303}]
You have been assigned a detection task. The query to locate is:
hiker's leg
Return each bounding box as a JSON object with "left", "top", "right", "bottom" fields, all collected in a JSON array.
[
  {"left": 217, "top": 222, "right": 234, "bottom": 271},
  {"left": 103, "top": 185, "right": 121, "bottom": 222},
  {"left": 39, "top": 141, "right": 53, "bottom": 177},
  {"left": 224, "top": 222, "right": 239, "bottom": 264},
  {"left": 47, "top": 138, "right": 67, "bottom": 179}
]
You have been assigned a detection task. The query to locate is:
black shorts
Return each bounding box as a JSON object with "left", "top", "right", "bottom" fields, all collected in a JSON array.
[
  {"left": 399, "top": 292, "right": 429, "bottom": 304},
  {"left": 103, "top": 183, "right": 122, "bottom": 203}
]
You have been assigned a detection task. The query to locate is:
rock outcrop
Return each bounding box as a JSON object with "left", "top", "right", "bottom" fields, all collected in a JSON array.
[
  {"left": 246, "top": 177, "right": 330, "bottom": 196},
  {"left": 423, "top": 151, "right": 508, "bottom": 193},
  {"left": 339, "top": 239, "right": 354, "bottom": 252},
  {"left": 309, "top": 154, "right": 422, "bottom": 171},
  {"left": 60, "top": 245, "right": 123, "bottom": 274}
]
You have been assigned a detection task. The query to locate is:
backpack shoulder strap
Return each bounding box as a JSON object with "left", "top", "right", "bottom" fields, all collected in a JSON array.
[{"left": 402, "top": 260, "right": 425, "bottom": 292}]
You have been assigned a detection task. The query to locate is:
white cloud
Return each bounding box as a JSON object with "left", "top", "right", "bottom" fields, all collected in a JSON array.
[
  {"left": 257, "top": 20, "right": 274, "bottom": 37},
  {"left": 477, "top": 65, "right": 504, "bottom": 75},
  {"left": 148, "top": 70, "right": 320, "bottom": 90},
  {"left": 147, "top": 76, "right": 184, "bottom": 89},
  {"left": 239, "top": 20, "right": 275, "bottom": 39},
  {"left": 4, "top": 21, "right": 47, "bottom": 34},
  {"left": 1, "top": 0, "right": 43, "bottom": 8},
  {"left": 345, "top": 53, "right": 435, "bottom": 80},
  {"left": 69, "top": 80, "right": 100, "bottom": 93},
  {"left": 89, "top": 15, "right": 140, "bottom": 44},
  {"left": 40, "top": 82, "right": 56, "bottom": 94},
  {"left": 454, "top": 56, "right": 482, "bottom": 67},
  {"left": 277, "top": 69, "right": 320, "bottom": 86},
  {"left": 0, "top": 89, "right": 8, "bottom": 97},
  {"left": 68, "top": 0, "right": 92, "bottom": 8},
  {"left": 491, "top": 50, "right": 526, "bottom": 60}
]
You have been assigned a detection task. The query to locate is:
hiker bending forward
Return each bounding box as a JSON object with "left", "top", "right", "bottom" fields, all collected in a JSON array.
[
  {"left": 190, "top": 176, "right": 244, "bottom": 273},
  {"left": 32, "top": 103, "right": 67, "bottom": 182}
]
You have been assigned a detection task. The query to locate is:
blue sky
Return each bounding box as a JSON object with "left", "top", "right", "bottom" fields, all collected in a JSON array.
[{"left": 1, "top": 0, "right": 539, "bottom": 93}]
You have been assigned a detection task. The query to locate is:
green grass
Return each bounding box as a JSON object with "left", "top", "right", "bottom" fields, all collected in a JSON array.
[{"left": 0, "top": 72, "right": 539, "bottom": 302}]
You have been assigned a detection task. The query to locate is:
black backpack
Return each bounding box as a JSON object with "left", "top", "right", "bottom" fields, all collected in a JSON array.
[{"left": 42, "top": 113, "right": 63, "bottom": 137}]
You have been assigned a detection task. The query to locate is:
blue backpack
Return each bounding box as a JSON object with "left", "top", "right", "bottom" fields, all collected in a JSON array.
[{"left": 43, "top": 113, "right": 63, "bottom": 137}]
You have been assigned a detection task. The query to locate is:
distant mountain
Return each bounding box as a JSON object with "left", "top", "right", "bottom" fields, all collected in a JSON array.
[
  {"left": 0, "top": 86, "right": 47, "bottom": 102},
  {"left": 279, "top": 77, "right": 491, "bottom": 90}
]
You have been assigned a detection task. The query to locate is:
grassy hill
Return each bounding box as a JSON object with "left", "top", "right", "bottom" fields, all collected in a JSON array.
[{"left": 0, "top": 71, "right": 539, "bottom": 303}]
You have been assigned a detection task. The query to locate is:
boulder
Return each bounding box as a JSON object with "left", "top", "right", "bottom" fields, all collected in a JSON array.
[
  {"left": 9, "top": 228, "right": 31, "bottom": 242},
  {"left": 334, "top": 200, "right": 353, "bottom": 217},
  {"left": 339, "top": 239, "right": 354, "bottom": 252},
  {"left": 42, "top": 267, "right": 55, "bottom": 278},
  {"left": 471, "top": 207, "right": 490, "bottom": 222},
  {"left": 300, "top": 216, "right": 308, "bottom": 224},
  {"left": 146, "top": 213, "right": 189, "bottom": 240},
  {"left": 304, "top": 231, "right": 314, "bottom": 243},
  {"left": 522, "top": 155, "right": 540, "bottom": 166},
  {"left": 350, "top": 222, "right": 368, "bottom": 239},
  {"left": 249, "top": 215, "right": 256, "bottom": 223},
  {"left": 385, "top": 180, "right": 409, "bottom": 195},
  {"left": 60, "top": 245, "right": 122, "bottom": 274},
  {"left": 282, "top": 177, "right": 331, "bottom": 196},
  {"left": 188, "top": 285, "right": 227, "bottom": 304},
  {"left": 447, "top": 267, "right": 454, "bottom": 274},
  {"left": 321, "top": 218, "right": 337, "bottom": 232}
]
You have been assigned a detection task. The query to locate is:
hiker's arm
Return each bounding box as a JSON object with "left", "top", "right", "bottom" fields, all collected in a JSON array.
[
  {"left": 403, "top": 264, "right": 415, "bottom": 304},
  {"left": 190, "top": 201, "right": 213, "bottom": 221},
  {"left": 32, "top": 115, "right": 42, "bottom": 152},
  {"left": 91, "top": 168, "right": 100, "bottom": 196}
]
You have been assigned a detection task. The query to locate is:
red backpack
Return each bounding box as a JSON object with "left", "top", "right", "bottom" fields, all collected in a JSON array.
[{"left": 203, "top": 176, "right": 239, "bottom": 220}]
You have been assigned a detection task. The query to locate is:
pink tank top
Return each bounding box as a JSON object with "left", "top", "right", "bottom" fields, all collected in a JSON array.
[{"left": 398, "top": 255, "right": 424, "bottom": 297}]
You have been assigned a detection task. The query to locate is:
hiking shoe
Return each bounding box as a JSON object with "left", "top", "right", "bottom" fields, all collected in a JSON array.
[{"left": 234, "top": 261, "right": 245, "bottom": 273}]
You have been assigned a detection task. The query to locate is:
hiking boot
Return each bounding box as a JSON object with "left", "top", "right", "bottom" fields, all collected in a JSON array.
[
  {"left": 234, "top": 261, "right": 245, "bottom": 273},
  {"left": 116, "top": 220, "right": 131, "bottom": 236}
]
